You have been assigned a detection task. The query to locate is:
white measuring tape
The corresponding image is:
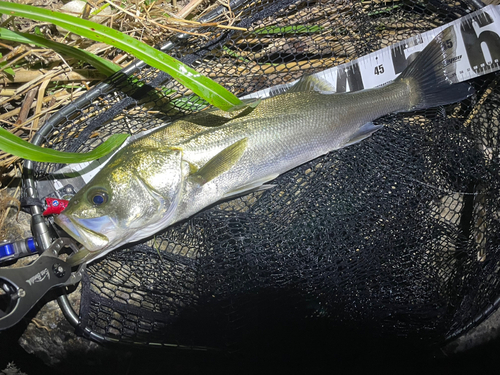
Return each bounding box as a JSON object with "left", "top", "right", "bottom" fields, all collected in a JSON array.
[
  {"left": 245, "top": 4, "right": 500, "bottom": 99},
  {"left": 41, "top": 4, "right": 500, "bottom": 196}
]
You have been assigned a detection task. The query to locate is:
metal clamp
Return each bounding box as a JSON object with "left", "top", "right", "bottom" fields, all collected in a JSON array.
[{"left": 0, "top": 237, "right": 85, "bottom": 330}]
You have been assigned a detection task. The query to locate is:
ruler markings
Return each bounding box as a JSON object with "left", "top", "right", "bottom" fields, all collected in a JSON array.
[
  {"left": 46, "top": 6, "right": 500, "bottom": 189},
  {"left": 245, "top": 5, "right": 500, "bottom": 99}
]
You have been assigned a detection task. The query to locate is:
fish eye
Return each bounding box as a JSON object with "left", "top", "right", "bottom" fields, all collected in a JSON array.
[{"left": 88, "top": 189, "right": 109, "bottom": 206}]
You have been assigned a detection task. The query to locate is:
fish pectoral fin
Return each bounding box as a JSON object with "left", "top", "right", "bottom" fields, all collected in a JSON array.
[
  {"left": 287, "top": 75, "right": 335, "bottom": 93},
  {"left": 344, "top": 122, "right": 384, "bottom": 147},
  {"left": 191, "top": 138, "right": 248, "bottom": 185},
  {"left": 223, "top": 174, "right": 279, "bottom": 199}
]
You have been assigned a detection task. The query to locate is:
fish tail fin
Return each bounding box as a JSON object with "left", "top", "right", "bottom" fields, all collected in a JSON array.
[{"left": 398, "top": 26, "right": 474, "bottom": 111}]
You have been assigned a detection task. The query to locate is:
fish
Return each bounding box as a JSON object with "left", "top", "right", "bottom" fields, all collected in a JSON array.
[{"left": 55, "top": 27, "right": 473, "bottom": 265}]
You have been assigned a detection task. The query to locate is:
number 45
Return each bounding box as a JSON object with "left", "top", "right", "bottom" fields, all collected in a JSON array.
[{"left": 374, "top": 64, "right": 384, "bottom": 75}]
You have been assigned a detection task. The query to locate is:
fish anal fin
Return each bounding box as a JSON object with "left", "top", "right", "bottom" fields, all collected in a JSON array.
[
  {"left": 192, "top": 138, "right": 248, "bottom": 185},
  {"left": 344, "top": 122, "right": 384, "bottom": 147}
]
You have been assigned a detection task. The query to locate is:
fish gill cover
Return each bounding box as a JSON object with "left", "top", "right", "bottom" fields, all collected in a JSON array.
[{"left": 26, "top": 0, "right": 500, "bottom": 353}]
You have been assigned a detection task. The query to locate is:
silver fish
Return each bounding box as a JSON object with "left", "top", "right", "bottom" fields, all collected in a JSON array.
[{"left": 55, "top": 27, "right": 473, "bottom": 264}]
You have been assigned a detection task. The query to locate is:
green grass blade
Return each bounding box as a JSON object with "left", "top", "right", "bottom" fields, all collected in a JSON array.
[
  {"left": 367, "top": 4, "right": 402, "bottom": 16},
  {"left": 222, "top": 45, "right": 252, "bottom": 63},
  {"left": 0, "top": 1, "right": 242, "bottom": 111},
  {"left": 0, "top": 127, "right": 129, "bottom": 163},
  {"left": 0, "top": 52, "right": 15, "bottom": 76},
  {"left": 0, "top": 27, "right": 120, "bottom": 76}
]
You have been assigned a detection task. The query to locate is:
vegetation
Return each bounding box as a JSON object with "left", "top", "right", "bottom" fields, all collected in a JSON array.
[{"left": 0, "top": 0, "right": 242, "bottom": 165}]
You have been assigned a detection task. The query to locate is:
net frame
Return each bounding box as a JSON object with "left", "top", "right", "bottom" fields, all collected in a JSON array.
[{"left": 21, "top": 0, "right": 500, "bottom": 351}]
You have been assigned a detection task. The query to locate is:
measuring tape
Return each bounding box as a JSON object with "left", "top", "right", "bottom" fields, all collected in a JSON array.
[
  {"left": 245, "top": 4, "right": 500, "bottom": 99},
  {"left": 39, "top": 5, "right": 500, "bottom": 199}
]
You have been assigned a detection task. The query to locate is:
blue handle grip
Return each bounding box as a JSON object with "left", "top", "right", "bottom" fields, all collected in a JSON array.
[{"left": 0, "top": 238, "right": 38, "bottom": 263}]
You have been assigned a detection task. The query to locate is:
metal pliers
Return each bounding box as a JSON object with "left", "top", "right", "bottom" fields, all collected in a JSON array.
[{"left": 0, "top": 236, "right": 85, "bottom": 330}]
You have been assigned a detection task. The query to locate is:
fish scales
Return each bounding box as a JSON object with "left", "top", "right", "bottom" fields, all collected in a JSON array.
[
  {"left": 171, "top": 84, "right": 412, "bottom": 215},
  {"left": 157, "top": 83, "right": 410, "bottom": 178},
  {"left": 54, "top": 27, "right": 475, "bottom": 265}
]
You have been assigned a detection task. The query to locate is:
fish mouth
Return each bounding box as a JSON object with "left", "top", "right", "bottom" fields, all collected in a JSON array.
[{"left": 54, "top": 214, "right": 113, "bottom": 252}]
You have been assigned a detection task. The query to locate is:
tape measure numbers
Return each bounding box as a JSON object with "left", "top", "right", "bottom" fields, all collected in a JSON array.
[
  {"left": 246, "top": 4, "right": 500, "bottom": 99},
  {"left": 43, "top": 5, "right": 500, "bottom": 197}
]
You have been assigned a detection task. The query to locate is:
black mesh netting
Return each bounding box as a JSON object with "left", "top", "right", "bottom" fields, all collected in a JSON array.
[{"left": 26, "top": 0, "right": 500, "bottom": 351}]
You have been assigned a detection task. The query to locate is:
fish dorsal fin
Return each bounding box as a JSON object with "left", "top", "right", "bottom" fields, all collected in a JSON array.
[
  {"left": 137, "top": 100, "right": 261, "bottom": 148},
  {"left": 136, "top": 120, "right": 209, "bottom": 148},
  {"left": 191, "top": 138, "right": 248, "bottom": 185},
  {"left": 188, "top": 99, "right": 261, "bottom": 127},
  {"left": 227, "top": 98, "right": 261, "bottom": 113},
  {"left": 287, "top": 75, "right": 335, "bottom": 93},
  {"left": 344, "top": 122, "right": 384, "bottom": 147}
]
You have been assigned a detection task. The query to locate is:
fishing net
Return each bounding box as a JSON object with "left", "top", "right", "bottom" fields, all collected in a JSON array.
[{"left": 23, "top": 0, "right": 500, "bottom": 353}]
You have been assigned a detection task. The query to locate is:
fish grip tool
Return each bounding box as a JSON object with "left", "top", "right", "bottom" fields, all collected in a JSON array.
[
  {"left": 16, "top": 0, "right": 500, "bottom": 356},
  {"left": 0, "top": 237, "right": 84, "bottom": 330}
]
